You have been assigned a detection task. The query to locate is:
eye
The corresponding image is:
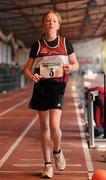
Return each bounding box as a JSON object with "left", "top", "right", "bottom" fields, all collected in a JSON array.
[
  {"left": 46, "top": 19, "right": 50, "bottom": 22},
  {"left": 53, "top": 20, "right": 56, "bottom": 23}
]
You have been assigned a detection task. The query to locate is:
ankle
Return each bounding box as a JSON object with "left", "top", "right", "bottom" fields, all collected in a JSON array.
[
  {"left": 53, "top": 148, "right": 61, "bottom": 154},
  {"left": 45, "top": 162, "right": 52, "bottom": 165}
]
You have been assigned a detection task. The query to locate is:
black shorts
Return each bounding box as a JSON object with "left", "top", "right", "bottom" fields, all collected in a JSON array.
[{"left": 29, "top": 79, "right": 66, "bottom": 111}]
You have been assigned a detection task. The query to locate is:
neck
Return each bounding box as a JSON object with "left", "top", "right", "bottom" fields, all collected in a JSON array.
[{"left": 44, "top": 33, "right": 57, "bottom": 42}]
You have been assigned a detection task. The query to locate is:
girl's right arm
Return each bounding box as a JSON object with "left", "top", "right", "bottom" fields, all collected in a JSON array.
[{"left": 24, "top": 57, "right": 41, "bottom": 83}]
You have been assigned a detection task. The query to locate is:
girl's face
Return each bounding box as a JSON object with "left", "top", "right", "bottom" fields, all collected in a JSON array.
[{"left": 43, "top": 13, "right": 60, "bottom": 35}]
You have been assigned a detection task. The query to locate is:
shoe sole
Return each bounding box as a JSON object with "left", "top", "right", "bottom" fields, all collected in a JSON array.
[
  {"left": 57, "top": 165, "right": 66, "bottom": 171},
  {"left": 42, "top": 175, "right": 52, "bottom": 178},
  {"left": 56, "top": 161, "right": 66, "bottom": 171}
]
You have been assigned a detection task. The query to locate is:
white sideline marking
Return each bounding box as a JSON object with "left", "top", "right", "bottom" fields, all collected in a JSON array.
[
  {"left": 72, "top": 92, "right": 94, "bottom": 180},
  {"left": 0, "top": 99, "right": 28, "bottom": 117},
  {"left": 0, "top": 115, "right": 38, "bottom": 168}
]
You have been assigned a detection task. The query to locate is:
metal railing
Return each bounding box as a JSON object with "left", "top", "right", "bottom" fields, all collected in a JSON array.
[
  {"left": 0, "top": 74, "right": 26, "bottom": 93},
  {"left": 87, "top": 90, "right": 106, "bottom": 148}
]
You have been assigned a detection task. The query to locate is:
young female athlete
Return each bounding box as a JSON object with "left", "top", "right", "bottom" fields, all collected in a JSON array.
[{"left": 24, "top": 10, "right": 79, "bottom": 178}]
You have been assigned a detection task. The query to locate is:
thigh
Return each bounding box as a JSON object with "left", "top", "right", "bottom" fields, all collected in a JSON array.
[
  {"left": 38, "top": 110, "right": 49, "bottom": 130},
  {"left": 49, "top": 109, "right": 62, "bottom": 129}
]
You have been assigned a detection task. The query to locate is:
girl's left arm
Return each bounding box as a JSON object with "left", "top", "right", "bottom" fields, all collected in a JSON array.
[{"left": 63, "top": 52, "right": 79, "bottom": 74}]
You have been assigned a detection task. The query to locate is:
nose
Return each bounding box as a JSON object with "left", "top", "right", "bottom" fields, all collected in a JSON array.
[{"left": 49, "top": 20, "right": 54, "bottom": 24}]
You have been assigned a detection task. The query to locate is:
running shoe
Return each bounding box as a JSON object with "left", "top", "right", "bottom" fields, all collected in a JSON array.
[
  {"left": 42, "top": 164, "right": 53, "bottom": 178},
  {"left": 53, "top": 149, "right": 66, "bottom": 171}
]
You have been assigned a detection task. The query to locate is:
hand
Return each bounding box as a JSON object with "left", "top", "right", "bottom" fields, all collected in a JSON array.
[
  {"left": 31, "top": 73, "right": 41, "bottom": 83},
  {"left": 63, "top": 64, "right": 73, "bottom": 75}
]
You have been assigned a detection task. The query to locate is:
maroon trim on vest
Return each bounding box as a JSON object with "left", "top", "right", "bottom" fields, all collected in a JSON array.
[{"left": 38, "top": 36, "right": 67, "bottom": 57}]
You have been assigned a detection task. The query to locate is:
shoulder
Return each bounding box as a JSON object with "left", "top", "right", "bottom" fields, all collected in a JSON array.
[
  {"left": 64, "top": 36, "right": 74, "bottom": 55},
  {"left": 30, "top": 40, "right": 41, "bottom": 53},
  {"left": 31, "top": 40, "right": 39, "bottom": 49},
  {"left": 65, "top": 37, "right": 73, "bottom": 45},
  {"left": 29, "top": 40, "right": 39, "bottom": 58},
  {"left": 60, "top": 36, "right": 73, "bottom": 45}
]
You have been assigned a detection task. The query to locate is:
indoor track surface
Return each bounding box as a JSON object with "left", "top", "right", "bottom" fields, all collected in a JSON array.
[{"left": 0, "top": 80, "right": 105, "bottom": 180}]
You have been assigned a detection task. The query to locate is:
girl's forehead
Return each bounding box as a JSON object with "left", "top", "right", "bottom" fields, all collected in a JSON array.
[{"left": 45, "top": 13, "right": 58, "bottom": 19}]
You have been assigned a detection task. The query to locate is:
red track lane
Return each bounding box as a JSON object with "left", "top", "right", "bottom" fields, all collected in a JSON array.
[{"left": 0, "top": 81, "right": 105, "bottom": 180}]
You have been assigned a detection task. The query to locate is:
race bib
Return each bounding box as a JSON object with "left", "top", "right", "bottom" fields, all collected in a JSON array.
[{"left": 40, "top": 62, "right": 63, "bottom": 78}]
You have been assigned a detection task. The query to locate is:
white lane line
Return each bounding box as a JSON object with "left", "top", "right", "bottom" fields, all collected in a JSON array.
[
  {"left": 97, "top": 145, "right": 106, "bottom": 148},
  {"left": 0, "top": 136, "right": 8, "bottom": 139},
  {"left": 0, "top": 99, "right": 28, "bottom": 117},
  {"left": 61, "top": 149, "right": 72, "bottom": 152},
  {"left": 97, "top": 145, "right": 106, "bottom": 151},
  {"left": 27, "top": 149, "right": 42, "bottom": 152},
  {"left": 63, "top": 110, "right": 75, "bottom": 113},
  {"left": 97, "top": 149, "right": 106, "bottom": 152},
  {"left": 0, "top": 115, "right": 38, "bottom": 168},
  {"left": 0, "top": 131, "right": 13, "bottom": 134},
  {"left": 67, "top": 164, "right": 82, "bottom": 167},
  {"left": 19, "top": 158, "right": 72, "bottom": 161},
  {"left": 65, "top": 102, "right": 73, "bottom": 105},
  {"left": 73, "top": 92, "right": 94, "bottom": 180},
  {"left": 0, "top": 117, "right": 31, "bottom": 119},
  {"left": 20, "top": 158, "right": 43, "bottom": 161},
  {"left": 19, "top": 158, "right": 73, "bottom": 161},
  {"left": 0, "top": 90, "right": 29, "bottom": 103},
  {"left": 61, "top": 142, "right": 72, "bottom": 145},
  {"left": 13, "top": 164, "right": 43, "bottom": 167},
  {"left": 97, "top": 144, "right": 106, "bottom": 151},
  {"left": 0, "top": 170, "right": 87, "bottom": 173},
  {"left": 12, "top": 163, "right": 82, "bottom": 167},
  {"left": 26, "top": 149, "right": 72, "bottom": 152}
]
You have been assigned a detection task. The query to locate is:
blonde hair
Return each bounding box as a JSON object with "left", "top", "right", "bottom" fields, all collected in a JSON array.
[{"left": 42, "top": 10, "right": 62, "bottom": 25}]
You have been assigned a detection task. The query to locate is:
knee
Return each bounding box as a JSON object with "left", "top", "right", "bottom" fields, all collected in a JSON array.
[
  {"left": 40, "top": 126, "right": 50, "bottom": 136},
  {"left": 51, "top": 127, "right": 62, "bottom": 135}
]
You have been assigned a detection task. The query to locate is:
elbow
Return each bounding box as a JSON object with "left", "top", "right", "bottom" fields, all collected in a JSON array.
[{"left": 74, "top": 62, "right": 79, "bottom": 71}]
